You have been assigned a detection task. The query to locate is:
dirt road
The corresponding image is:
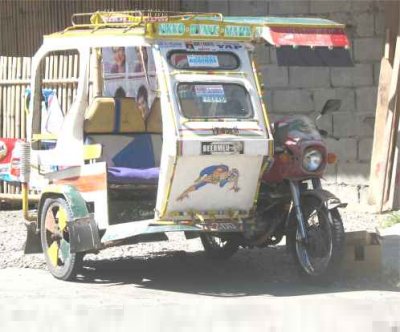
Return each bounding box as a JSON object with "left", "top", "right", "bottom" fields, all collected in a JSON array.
[{"left": 0, "top": 210, "right": 399, "bottom": 330}]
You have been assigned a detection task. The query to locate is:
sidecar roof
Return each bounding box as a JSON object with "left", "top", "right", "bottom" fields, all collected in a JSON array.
[{"left": 43, "top": 11, "right": 352, "bottom": 66}]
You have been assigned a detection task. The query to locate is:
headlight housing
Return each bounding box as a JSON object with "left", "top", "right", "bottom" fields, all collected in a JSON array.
[{"left": 302, "top": 149, "right": 323, "bottom": 172}]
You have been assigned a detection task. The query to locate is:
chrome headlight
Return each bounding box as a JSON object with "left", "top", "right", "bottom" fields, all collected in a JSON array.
[{"left": 302, "top": 149, "right": 323, "bottom": 172}]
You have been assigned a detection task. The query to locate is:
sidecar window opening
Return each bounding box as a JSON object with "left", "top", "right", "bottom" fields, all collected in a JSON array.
[
  {"left": 167, "top": 51, "right": 240, "bottom": 70},
  {"left": 31, "top": 49, "right": 80, "bottom": 151},
  {"left": 177, "top": 83, "right": 253, "bottom": 119},
  {"left": 83, "top": 45, "right": 162, "bottom": 186}
]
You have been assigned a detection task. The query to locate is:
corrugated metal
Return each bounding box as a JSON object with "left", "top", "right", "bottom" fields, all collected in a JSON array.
[{"left": 0, "top": 0, "right": 182, "bottom": 57}]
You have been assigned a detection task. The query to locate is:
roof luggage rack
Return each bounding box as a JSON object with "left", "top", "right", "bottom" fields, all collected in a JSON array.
[{"left": 67, "top": 10, "right": 224, "bottom": 31}]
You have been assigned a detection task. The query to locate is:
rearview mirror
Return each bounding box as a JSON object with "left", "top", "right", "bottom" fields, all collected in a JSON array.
[{"left": 321, "top": 99, "right": 342, "bottom": 115}]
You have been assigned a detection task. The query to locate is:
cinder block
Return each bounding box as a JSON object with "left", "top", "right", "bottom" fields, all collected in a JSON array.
[
  {"left": 358, "top": 114, "right": 376, "bottom": 138},
  {"left": 358, "top": 138, "right": 373, "bottom": 162},
  {"left": 181, "top": 1, "right": 208, "bottom": 12},
  {"left": 326, "top": 138, "right": 357, "bottom": 162},
  {"left": 272, "top": 89, "right": 314, "bottom": 113},
  {"left": 374, "top": 62, "right": 382, "bottom": 86},
  {"left": 354, "top": 38, "right": 384, "bottom": 62},
  {"left": 315, "top": 111, "right": 333, "bottom": 136},
  {"left": 344, "top": 231, "right": 381, "bottom": 276},
  {"left": 269, "top": 1, "right": 310, "bottom": 15},
  {"left": 253, "top": 44, "right": 271, "bottom": 65},
  {"left": 313, "top": 88, "right": 356, "bottom": 114},
  {"left": 309, "top": 1, "right": 351, "bottom": 14},
  {"left": 351, "top": 1, "right": 375, "bottom": 13},
  {"left": 328, "top": 12, "right": 355, "bottom": 31},
  {"left": 269, "top": 47, "right": 278, "bottom": 64},
  {"left": 337, "top": 162, "right": 370, "bottom": 185},
  {"left": 356, "top": 86, "right": 378, "bottom": 114},
  {"left": 321, "top": 163, "right": 337, "bottom": 185},
  {"left": 263, "top": 90, "right": 272, "bottom": 110},
  {"left": 333, "top": 112, "right": 375, "bottom": 138},
  {"left": 261, "top": 65, "right": 289, "bottom": 88},
  {"left": 207, "top": 0, "right": 229, "bottom": 15},
  {"left": 375, "top": 11, "right": 385, "bottom": 36},
  {"left": 228, "top": 0, "right": 268, "bottom": 15},
  {"left": 333, "top": 112, "right": 356, "bottom": 138},
  {"left": 354, "top": 12, "right": 375, "bottom": 37},
  {"left": 331, "top": 64, "right": 374, "bottom": 87},
  {"left": 289, "top": 67, "right": 330, "bottom": 88}
]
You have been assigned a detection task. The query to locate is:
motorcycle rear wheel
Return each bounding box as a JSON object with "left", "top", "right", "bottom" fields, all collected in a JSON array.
[
  {"left": 287, "top": 196, "right": 345, "bottom": 284},
  {"left": 200, "top": 233, "right": 239, "bottom": 260}
]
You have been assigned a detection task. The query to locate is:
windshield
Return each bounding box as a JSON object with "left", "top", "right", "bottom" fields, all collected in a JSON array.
[{"left": 177, "top": 83, "right": 253, "bottom": 119}]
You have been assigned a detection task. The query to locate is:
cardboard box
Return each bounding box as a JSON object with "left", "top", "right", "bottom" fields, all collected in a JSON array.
[{"left": 343, "top": 231, "right": 382, "bottom": 275}]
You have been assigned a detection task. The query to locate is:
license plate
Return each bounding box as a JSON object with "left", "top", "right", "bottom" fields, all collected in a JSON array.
[
  {"left": 202, "top": 222, "right": 242, "bottom": 232},
  {"left": 201, "top": 141, "right": 244, "bottom": 155}
]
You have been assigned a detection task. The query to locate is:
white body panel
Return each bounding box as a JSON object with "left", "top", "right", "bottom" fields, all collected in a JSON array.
[{"left": 153, "top": 41, "right": 272, "bottom": 220}]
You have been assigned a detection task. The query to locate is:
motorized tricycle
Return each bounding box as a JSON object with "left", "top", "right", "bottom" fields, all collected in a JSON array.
[{"left": 0, "top": 11, "right": 352, "bottom": 282}]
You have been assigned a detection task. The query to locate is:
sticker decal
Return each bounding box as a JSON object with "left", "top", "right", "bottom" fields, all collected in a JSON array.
[
  {"left": 176, "top": 164, "right": 240, "bottom": 201},
  {"left": 187, "top": 54, "right": 219, "bottom": 68},
  {"left": 195, "top": 85, "right": 226, "bottom": 103}
]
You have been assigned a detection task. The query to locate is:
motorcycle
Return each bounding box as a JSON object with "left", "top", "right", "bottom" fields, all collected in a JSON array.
[{"left": 201, "top": 99, "right": 346, "bottom": 283}]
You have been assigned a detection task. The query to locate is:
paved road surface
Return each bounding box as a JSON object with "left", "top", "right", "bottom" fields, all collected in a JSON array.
[{"left": 0, "top": 246, "right": 399, "bottom": 331}]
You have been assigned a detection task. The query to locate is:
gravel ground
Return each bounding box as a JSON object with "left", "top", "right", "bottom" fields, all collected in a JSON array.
[{"left": 0, "top": 208, "right": 396, "bottom": 289}]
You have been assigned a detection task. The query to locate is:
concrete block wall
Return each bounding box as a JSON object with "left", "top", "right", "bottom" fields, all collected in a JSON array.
[{"left": 181, "top": 0, "right": 385, "bottom": 205}]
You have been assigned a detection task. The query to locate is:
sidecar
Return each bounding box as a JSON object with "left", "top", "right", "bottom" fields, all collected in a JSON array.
[{"left": 0, "top": 11, "right": 352, "bottom": 280}]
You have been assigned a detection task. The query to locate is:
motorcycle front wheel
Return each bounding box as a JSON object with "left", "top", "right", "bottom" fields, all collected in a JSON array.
[{"left": 287, "top": 196, "right": 345, "bottom": 284}]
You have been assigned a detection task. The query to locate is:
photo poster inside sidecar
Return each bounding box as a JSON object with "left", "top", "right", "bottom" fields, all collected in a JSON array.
[{"left": 101, "top": 45, "right": 158, "bottom": 118}]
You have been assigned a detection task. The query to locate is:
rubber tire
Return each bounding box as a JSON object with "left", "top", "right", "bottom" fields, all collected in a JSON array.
[
  {"left": 287, "top": 196, "right": 345, "bottom": 285},
  {"left": 200, "top": 233, "right": 239, "bottom": 260},
  {"left": 40, "top": 197, "right": 83, "bottom": 281}
]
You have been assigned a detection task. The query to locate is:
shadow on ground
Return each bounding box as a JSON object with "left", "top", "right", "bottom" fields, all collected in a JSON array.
[{"left": 78, "top": 246, "right": 398, "bottom": 297}]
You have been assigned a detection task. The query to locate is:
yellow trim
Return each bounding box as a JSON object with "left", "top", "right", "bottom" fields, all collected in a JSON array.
[
  {"left": 42, "top": 185, "right": 66, "bottom": 195},
  {"left": 83, "top": 144, "right": 102, "bottom": 161},
  {"left": 32, "top": 133, "right": 58, "bottom": 141},
  {"left": 22, "top": 183, "right": 36, "bottom": 222},
  {"left": 251, "top": 58, "right": 271, "bottom": 135}
]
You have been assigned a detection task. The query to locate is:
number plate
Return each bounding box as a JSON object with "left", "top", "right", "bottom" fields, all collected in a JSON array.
[
  {"left": 201, "top": 141, "right": 244, "bottom": 155},
  {"left": 202, "top": 222, "right": 242, "bottom": 232}
]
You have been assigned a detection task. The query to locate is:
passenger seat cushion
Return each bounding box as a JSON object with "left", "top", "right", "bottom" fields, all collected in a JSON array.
[
  {"left": 107, "top": 167, "right": 159, "bottom": 184},
  {"left": 84, "top": 97, "right": 145, "bottom": 134},
  {"left": 146, "top": 98, "right": 162, "bottom": 133}
]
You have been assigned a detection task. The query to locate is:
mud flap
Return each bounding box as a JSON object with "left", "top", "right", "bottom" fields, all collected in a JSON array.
[
  {"left": 24, "top": 222, "right": 43, "bottom": 254},
  {"left": 68, "top": 214, "right": 102, "bottom": 253}
]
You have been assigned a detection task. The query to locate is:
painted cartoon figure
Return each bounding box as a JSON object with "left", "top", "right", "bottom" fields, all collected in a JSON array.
[{"left": 177, "top": 164, "right": 240, "bottom": 201}]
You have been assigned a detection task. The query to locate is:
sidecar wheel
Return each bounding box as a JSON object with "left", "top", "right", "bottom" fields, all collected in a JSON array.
[
  {"left": 200, "top": 234, "right": 239, "bottom": 260},
  {"left": 40, "top": 197, "right": 83, "bottom": 281},
  {"left": 287, "top": 197, "right": 345, "bottom": 284}
]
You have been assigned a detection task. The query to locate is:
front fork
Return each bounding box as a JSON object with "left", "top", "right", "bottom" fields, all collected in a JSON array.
[
  {"left": 288, "top": 181, "right": 308, "bottom": 241},
  {"left": 288, "top": 178, "right": 322, "bottom": 241}
]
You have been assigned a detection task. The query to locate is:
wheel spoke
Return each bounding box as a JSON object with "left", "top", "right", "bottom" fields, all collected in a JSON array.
[
  {"left": 45, "top": 209, "right": 57, "bottom": 233},
  {"left": 56, "top": 207, "right": 68, "bottom": 232},
  {"left": 59, "top": 239, "right": 71, "bottom": 263},
  {"left": 47, "top": 242, "right": 59, "bottom": 267}
]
